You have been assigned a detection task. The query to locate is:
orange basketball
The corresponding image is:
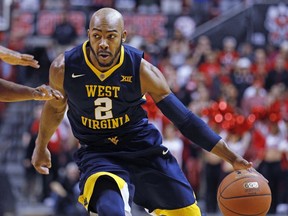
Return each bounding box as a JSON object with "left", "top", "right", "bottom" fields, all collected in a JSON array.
[{"left": 217, "top": 169, "right": 271, "bottom": 216}]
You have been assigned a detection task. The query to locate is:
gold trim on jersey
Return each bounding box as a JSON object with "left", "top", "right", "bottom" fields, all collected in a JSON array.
[{"left": 82, "top": 40, "right": 124, "bottom": 81}]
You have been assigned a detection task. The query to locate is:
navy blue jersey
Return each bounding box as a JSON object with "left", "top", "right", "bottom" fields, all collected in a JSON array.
[{"left": 64, "top": 41, "right": 155, "bottom": 146}]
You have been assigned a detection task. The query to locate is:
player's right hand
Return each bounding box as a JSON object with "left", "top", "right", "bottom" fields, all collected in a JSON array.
[
  {"left": 31, "top": 147, "right": 51, "bottom": 175},
  {"left": 33, "top": 84, "right": 64, "bottom": 101}
]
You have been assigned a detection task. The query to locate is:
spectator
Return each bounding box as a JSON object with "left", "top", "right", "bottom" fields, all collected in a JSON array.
[
  {"left": 49, "top": 162, "right": 88, "bottom": 216},
  {"left": 137, "top": 0, "right": 160, "bottom": 14},
  {"left": 191, "top": 0, "right": 210, "bottom": 25},
  {"left": 211, "top": 65, "right": 232, "bottom": 101},
  {"left": 168, "top": 28, "right": 191, "bottom": 68},
  {"left": 238, "top": 41, "right": 254, "bottom": 60},
  {"left": 23, "top": 104, "right": 45, "bottom": 202},
  {"left": 52, "top": 11, "right": 77, "bottom": 55},
  {"left": 191, "top": 35, "right": 212, "bottom": 67},
  {"left": 218, "top": 36, "right": 239, "bottom": 72},
  {"left": 265, "top": 54, "right": 288, "bottom": 91},
  {"left": 23, "top": 103, "right": 64, "bottom": 201},
  {"left": 175, "top": 56, "right": 195, "bottom": 89},
  {"left": 241, "top": 79, "right": 267, "bottom": 116},
  {"left": 160, "top": 0, "right": 182, "bottom": 15},
  {"left": 198, "top": 50, "right": 221, "bottom": 89},
  {"left": 220, "top": 82, "right": 239, "bottom": 109},
  {"left": 162, "top": 123, "right": 184, "bottom": 167},
  {"left": 222, "top": 124, "right": 252, "bottom": 174},
  {"left": 251, "top": 48, "right": 270, "bottom": 84},
  {"left": 173, "top": 10, "right": 196, "bottom": 40},
  {"left": 114, "top": 0, "right": 136, "bottom": 12},
  {"left": 202, "top": 119, "right": 226, "bottom": 213},
  {"left": 230, "top": 57, "right": 254, "bottom": 106},
  {"left": 258, "top": 116, "right": 287, "bottom": 214},
  {"left": 278, "top": 116, "right": 288, "bottom": 214}
]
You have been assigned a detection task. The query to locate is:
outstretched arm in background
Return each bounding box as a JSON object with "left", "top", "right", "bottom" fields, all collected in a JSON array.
[
  {"left": 140, "top": 58, "right": 252, "bottom": 171},
  {"left": 32, "top": 54, "right": 67, "bottom": 174},
  {"left": 0, "top": 45, "right": 40, "bottom": 68},
  {"left": 0, "top": 79, "right": 63, "bottom": 102}
]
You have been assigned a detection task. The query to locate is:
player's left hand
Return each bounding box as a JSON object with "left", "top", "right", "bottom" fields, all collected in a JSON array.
[
  {"left": 232, "top": 157, "right": 268, "bottom": 182},
  {"left": 231, "top": 157, "right": 253, "bottom": 171},
  {"left": 33, "top": 84, "right": 64, "bottom": 101}
]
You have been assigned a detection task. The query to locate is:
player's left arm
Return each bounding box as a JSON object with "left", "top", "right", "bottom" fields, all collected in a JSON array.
[
  {"left": 0, "top": 45, "right": 40, "bottom": 68},
  {"left": 140, "top": 58, "right": 252, "bottom": 170},
  {"left": 140, "top": 58, "right": 220, "bottom": 151},
  {"left": 210, "top": 139, "right": 252, "bottom": 170}
]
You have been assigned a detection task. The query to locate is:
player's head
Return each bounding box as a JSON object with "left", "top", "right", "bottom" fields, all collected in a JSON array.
[{"left": 88, "top": 8, "right": 127, "bottom": 70}]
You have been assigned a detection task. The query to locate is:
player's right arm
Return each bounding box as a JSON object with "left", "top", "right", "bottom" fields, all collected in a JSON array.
[{"left": 32, "top": 54, "right": 67, "bottom": 175}]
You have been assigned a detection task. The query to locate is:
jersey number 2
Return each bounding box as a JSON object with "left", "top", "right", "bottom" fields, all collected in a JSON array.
[{"left": 94, "top": 98, "right": 113, "bottom": 120}]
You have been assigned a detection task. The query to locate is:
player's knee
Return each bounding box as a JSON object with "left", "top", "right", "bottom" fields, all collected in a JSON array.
[
  {"left": 97, "top": 201, "right": 124, "bottom": 216},
  {"left": 90, "top": 176, "right": 126, "bottom": 216}
]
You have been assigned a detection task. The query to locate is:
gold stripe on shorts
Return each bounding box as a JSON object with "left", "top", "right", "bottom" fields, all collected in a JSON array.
[
  {"left": 151, "top": 202, "right": 201, "bottom": 216},
  {"left": 78, "top": 171, "right": 130, "bottom": 213}
]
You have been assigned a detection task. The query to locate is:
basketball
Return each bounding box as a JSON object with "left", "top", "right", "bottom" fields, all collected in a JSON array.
[{"left": 217, "top": 169, "right": 271, "bottom": 216}]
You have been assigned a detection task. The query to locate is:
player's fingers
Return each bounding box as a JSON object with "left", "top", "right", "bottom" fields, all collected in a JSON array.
[
  {"left": 248, "top": 167, "right": 269, "bottom": 183},
  {"left": 20, "top": 54, "right": 35, "bottom": 60},
  {"left": 234, "top": 159, "right": 252, "bottom": 171},
  {"left": 18, "top": 55, "right": 40, "bottom": 68},
  {"left": 22, "top": 59, "right": 40, "bottom": 68},
  {"left": 35, "top": 88, "right": 52, "bottom": 99},
  {"left": 43, "top": 85, "right": 63, "bottom": 100},
  {"left": 35, "top": 166, "right": 50, "bottom": 175},
  {"left": 51, "top": 89, "right": 64, "bottom": 100},
  {"left": 32, "top": 160, "right": 51, "bottom": 174},
  {"left": 28, "top": 60, "right": 40, "bottom": 68},
  {"left": 33, "top": 85, "right": 64, "bottom": 100},
  {"left": 244, "top": 161, "right": 253, "bottom": 168}
]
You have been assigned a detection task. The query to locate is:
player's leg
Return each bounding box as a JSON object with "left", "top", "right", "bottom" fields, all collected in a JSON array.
[
  {"left": 78, "top": 172, "right": 133, "bottom": 216},
  {"left": 132, "top": 148, "right": 201, "bottom": 216},
  {"left": 89, "top": 176, "right": 125, "bottom": 216},
  {"left": 74, "top": 146, "right": 134, "bottom": 216}
]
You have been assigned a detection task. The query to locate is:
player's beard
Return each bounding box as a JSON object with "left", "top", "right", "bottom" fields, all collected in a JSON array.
[{"left": 90, "top": 40, "right": 122, "bottom": 69}]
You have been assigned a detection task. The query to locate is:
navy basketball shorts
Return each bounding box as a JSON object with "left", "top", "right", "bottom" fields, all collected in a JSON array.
[{"left": 74, "top": 145, "right": 201, "bottom": 216}]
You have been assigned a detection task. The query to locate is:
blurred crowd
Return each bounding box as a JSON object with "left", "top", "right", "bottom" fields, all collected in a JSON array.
[
  {"left": 142, "top": 34, "right": 288, "bottom": 214},
  {"left": 0, "top": 0, "right": 287, "bottom": 215}
]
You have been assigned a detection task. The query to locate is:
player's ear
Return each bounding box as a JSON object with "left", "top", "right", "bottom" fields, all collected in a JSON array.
[
  {"left": 87, "top": 29, "right": 90, "bottom": 39},
  {"left": 122, "top": 30, "right": 127, "bottom": 43}
]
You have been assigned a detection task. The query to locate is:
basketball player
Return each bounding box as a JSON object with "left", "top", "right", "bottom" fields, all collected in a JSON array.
[
  {"left": 0, "top": 46, "right": 63, "bottom": 101},
  {"left": 32, "top": 8, "right": 253, "bottom": 216}
]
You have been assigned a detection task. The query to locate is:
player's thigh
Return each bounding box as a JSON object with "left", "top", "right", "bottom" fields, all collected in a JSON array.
[{"left": 132, "top": 153, "right": 200, "bottom": 215}]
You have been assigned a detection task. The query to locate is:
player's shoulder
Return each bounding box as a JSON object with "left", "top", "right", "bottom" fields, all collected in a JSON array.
[
  {"left": 52, "top": 53, "right": 65, "bottom": 70},
  {"left": 65, "top": 43, "right": 83, "bottom": 58},
  {"left": 49, "top": 53, "right": 65, "bottom": 88},
  {"left": 123, "top": 44, "right": 144, "bottom": 57}
]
